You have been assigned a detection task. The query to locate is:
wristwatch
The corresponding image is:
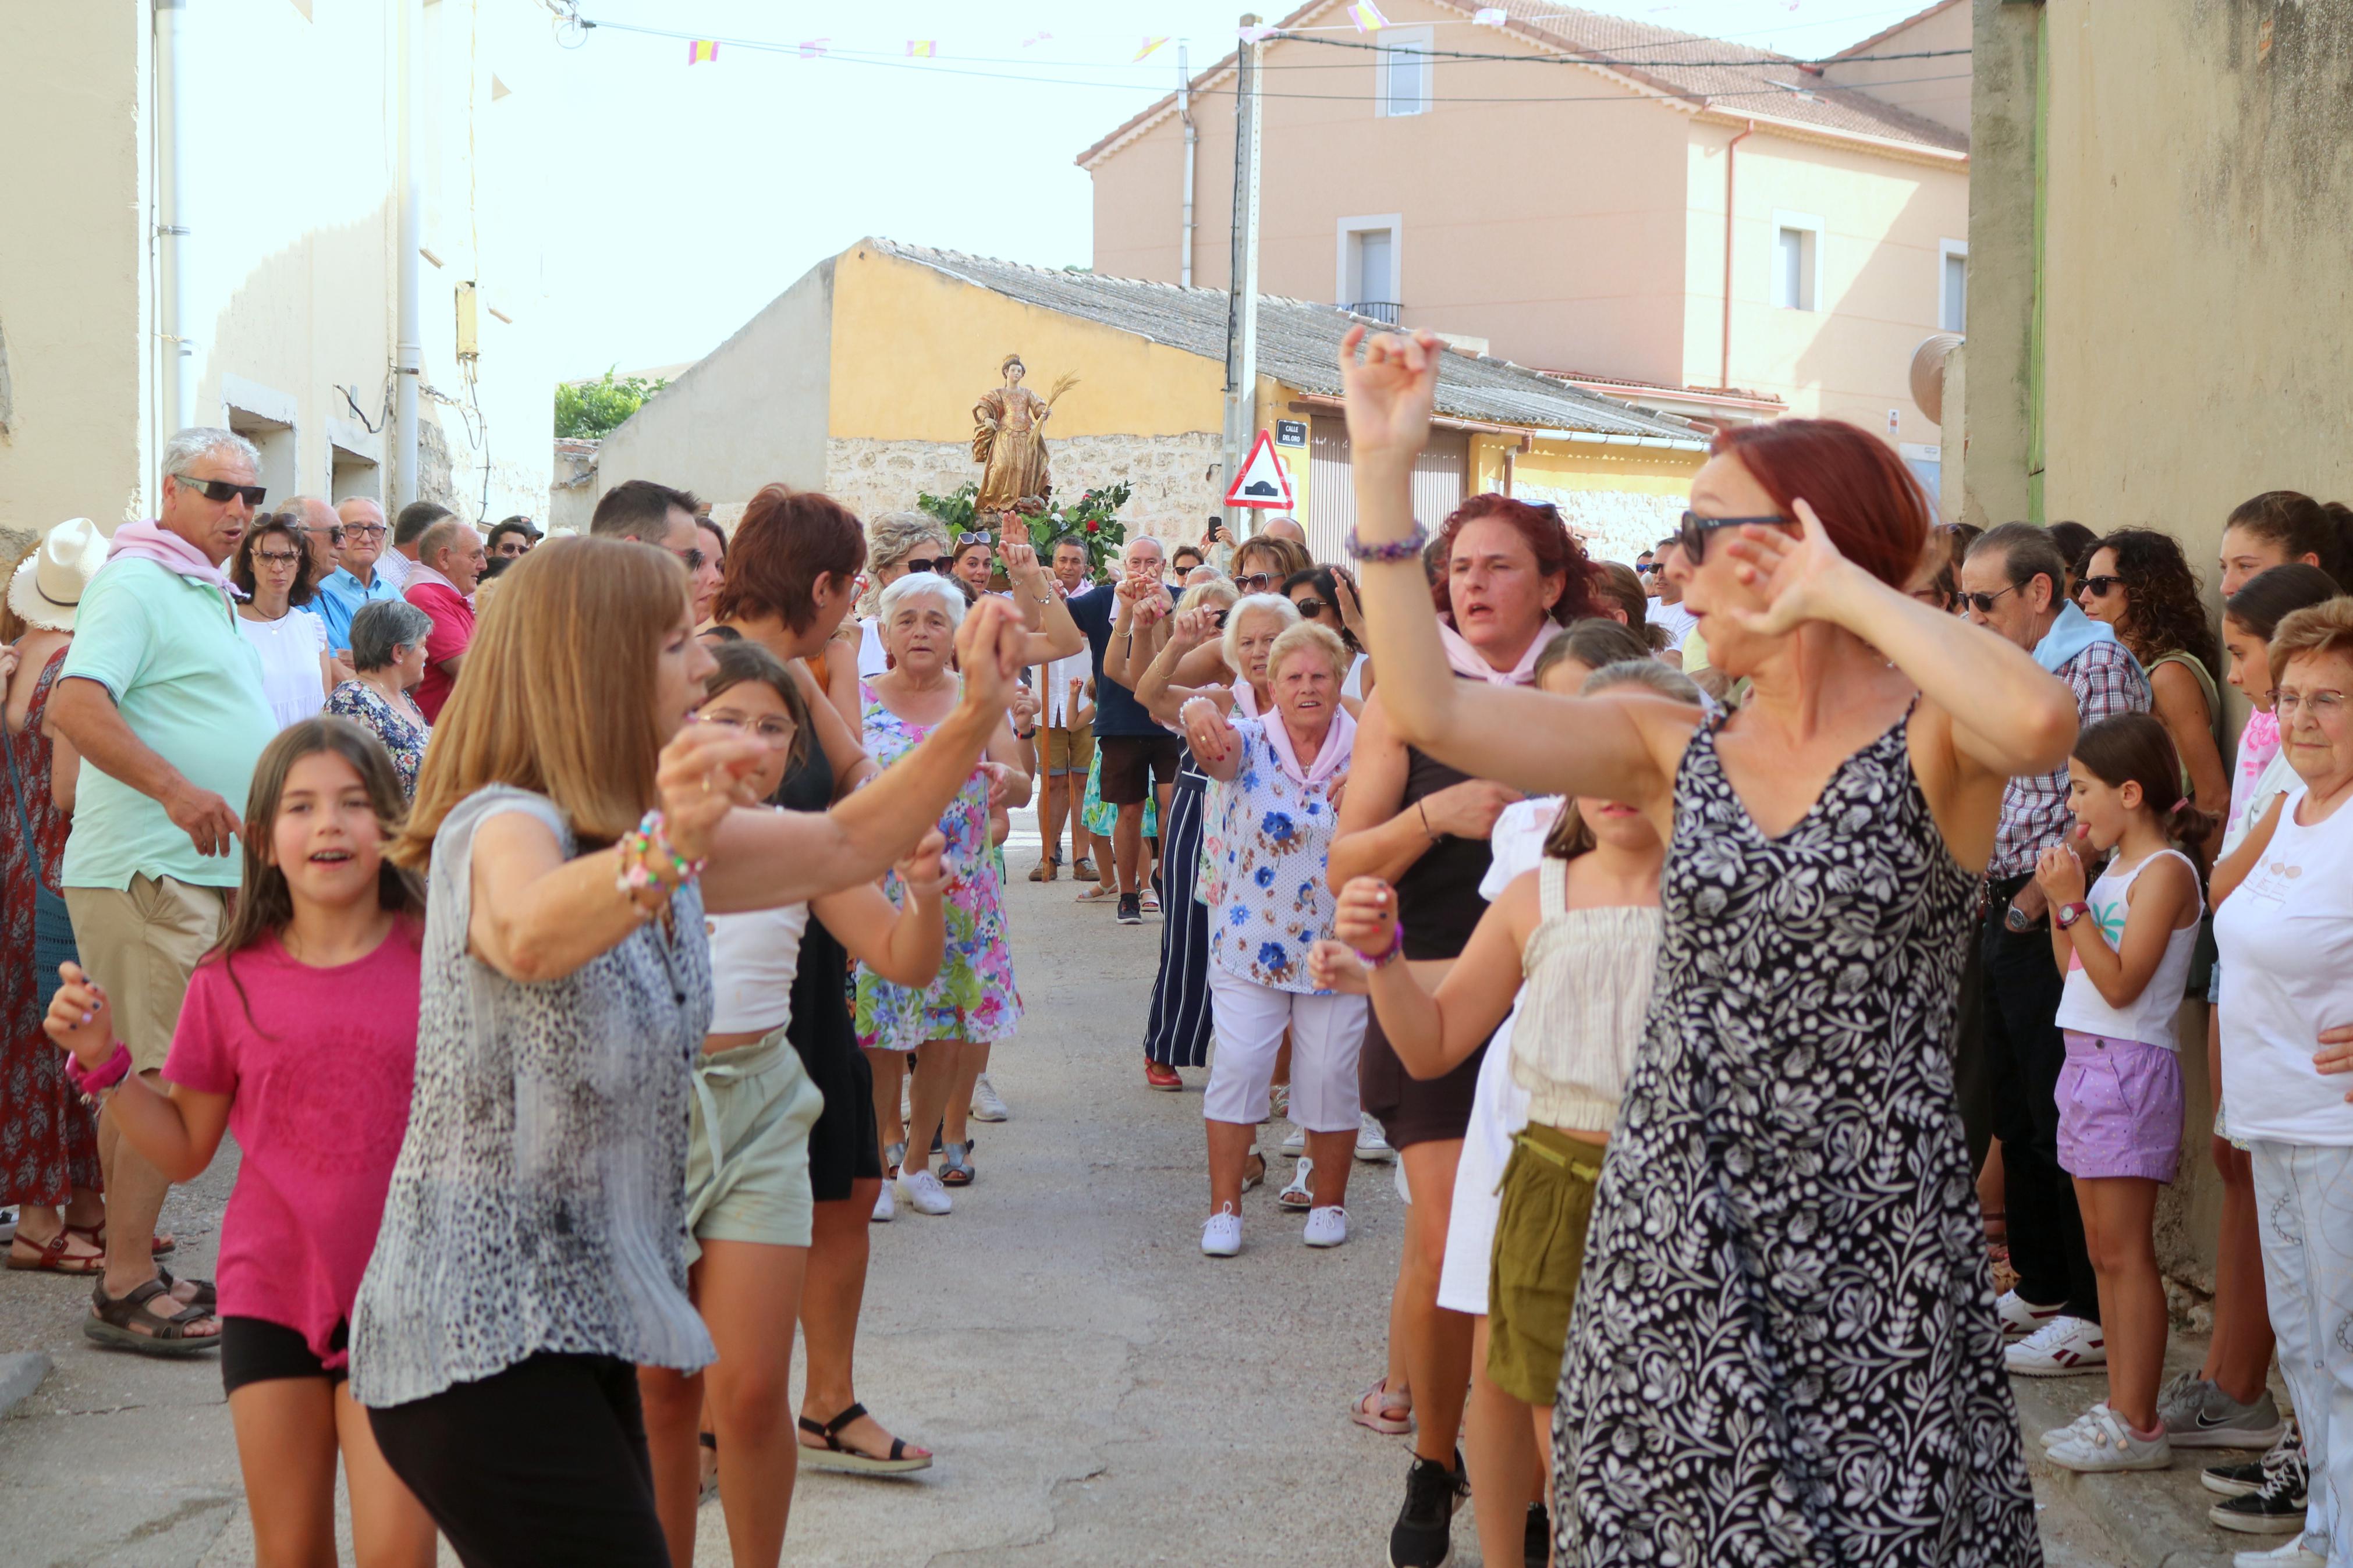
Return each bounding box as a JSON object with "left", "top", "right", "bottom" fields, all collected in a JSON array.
[
  {"left": 2055, "top": 901, "right": 2091, "bottom": 930},
  {"left": 2003, "top": 904, "right": 2038, "bottom": 934}
]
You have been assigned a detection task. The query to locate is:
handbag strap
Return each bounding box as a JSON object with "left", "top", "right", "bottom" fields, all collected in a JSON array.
[{"left": 1, "top": 712, "right": 51, "bottom": 888}]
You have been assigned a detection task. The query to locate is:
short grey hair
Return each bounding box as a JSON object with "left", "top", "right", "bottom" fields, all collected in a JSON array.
[
  {"left": 349, "top": 598, "right": 434, "bottom": 673},
  {"left": 163, "top": 426, "right": 260, "bottom": 478},
  {"left": 1222, "top": 592, "right": 1301, "bottom": 675},
  {"left": 1124, "top": 534, "right": 1166, "bottom": 564},
  {"left": 1581, "top": 658, "right": 1703, "bottom": 707},
  {"left": 877, "top": 570, "right": 966, "bottom": 639}
]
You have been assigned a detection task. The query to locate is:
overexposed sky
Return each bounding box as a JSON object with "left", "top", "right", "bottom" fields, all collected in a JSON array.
[{"left": 542, "top": 0, "right": 1936, "bottom": 376}]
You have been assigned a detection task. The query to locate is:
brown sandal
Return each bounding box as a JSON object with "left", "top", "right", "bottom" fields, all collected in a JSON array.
[
  {"left": 65, "top": 1222, "right": 176, "bottom": 1257},
  {"left": 86, "top": 1275, "right": 219, "bottom": 1357},
  {"left": 7, "top": 1229, "right": 105, "bottom": 1275}
]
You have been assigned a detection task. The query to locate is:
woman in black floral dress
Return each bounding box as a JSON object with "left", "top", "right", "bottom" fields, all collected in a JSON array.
[{"left": 1339, "top": 325, "right": 2077, "bottom": 1566}]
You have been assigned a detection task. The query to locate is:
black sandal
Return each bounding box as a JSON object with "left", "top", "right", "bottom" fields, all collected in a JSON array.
[
  {"left": 797, "top": 1402, "right": 932, "bottom": 1474},
  {"left": 85, "top": 1275, "right": 219, "bottom": 1357}
]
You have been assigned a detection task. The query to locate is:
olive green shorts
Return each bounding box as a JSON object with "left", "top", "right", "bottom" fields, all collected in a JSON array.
[
  {"left": 684, "top": 1029, "right": 826, "bottom": 1262},
  {"left": 1485, "top": 1123, "right": 1603, "bottom": 1407}
]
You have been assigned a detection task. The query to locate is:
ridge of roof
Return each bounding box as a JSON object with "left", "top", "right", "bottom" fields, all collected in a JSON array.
[{"left": 864, "top": 238, "right": 1709, "bottom": 445}]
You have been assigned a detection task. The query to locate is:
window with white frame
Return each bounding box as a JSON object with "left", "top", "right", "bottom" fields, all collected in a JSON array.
[
  {"left": 1336, "top": 216, "right": 1403, "bottom": 321},
  {"left": 1940, "top": 240, "right": 1968, "bottom": 333},
  {"left": 1376, "top": 26, "right": 1433, "bottom": 118},
  {"left": 1771, "top": 210, "right": 1823, "bottom": 312}
]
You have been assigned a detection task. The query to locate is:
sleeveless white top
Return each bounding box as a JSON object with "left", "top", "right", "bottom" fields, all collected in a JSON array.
[
  {"left": 2216, "top": 787, "right": 2353, "bottom": 1144},
  {"left": 2053, "top": 847, "right": 2203, "bottom": 1051},
  {"left": 1509, "top": 858, "right": 1663, "bottom": 1131},
  {"left": 704, "top": 902, "right": 811, "bottom": 1035}
]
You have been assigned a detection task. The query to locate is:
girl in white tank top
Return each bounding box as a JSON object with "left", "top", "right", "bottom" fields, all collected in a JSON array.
[{"left": 2031, "top": 713, "right": 2215, "bottom": 1473}]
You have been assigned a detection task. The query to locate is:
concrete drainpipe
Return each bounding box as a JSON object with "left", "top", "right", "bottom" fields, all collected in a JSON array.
[
  {"left": 155, "top": 0, "right": 196, "bottom": 491},
  {"left": 1720, "top": 119, "right": 1755, "bottom": 391},
  {"left": 393, "top": 0, "right": 423, "bottom": 512}
]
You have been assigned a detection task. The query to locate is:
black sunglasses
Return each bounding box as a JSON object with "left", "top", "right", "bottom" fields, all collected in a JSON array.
[
  {"left": 182, "top": 476, "right": 268, "bottom": 507},
  {"left": 1677, "top": 510, "right": 1788, "bottom": 565},
  {"left": 1291, "top": 596, "right": 1326, "bottom": 618},
  {"left": 1961, "top": 583, "right": 2022, "bottom": 616},
  {"left": 1236, "top": 572, "right": 1275, "bottom": 592},
  {"left": 902, "top": 556, "right": 949, "bottom": 576},
  {"left": 2077, "top": 575, "right": 2124, "bottom": 599},
  {"left": 1211, "top": 609, "right": 1231, "bottom": 628}
]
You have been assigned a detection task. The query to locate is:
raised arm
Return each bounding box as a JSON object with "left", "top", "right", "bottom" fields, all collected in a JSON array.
[
  {"left": 1327, "top": 693, "right": 1522, "bottom": 888},
  {"left": 1100, "top": 581, "right": 1169, "bottom": 689},
  {"left": 1002, "top": 536, "right": 1085, "bottom": 662},
  {"left": 1179, "top": 696, "right": 1245, "bottom": 783},
  {"left": 1337, "top": 327, "right": 1689, "bottom": 812},
  {"left": 1136, "top": 605, "right": 1234, "bottom": 727}
]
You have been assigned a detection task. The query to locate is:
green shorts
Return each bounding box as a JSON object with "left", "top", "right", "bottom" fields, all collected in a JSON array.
[
  {"left": 1486, "top": 1123, "right": 1603, "bottom": 1407},
  {"left": 684, "top": 1028, "right": 826, "bottom": 1262}
]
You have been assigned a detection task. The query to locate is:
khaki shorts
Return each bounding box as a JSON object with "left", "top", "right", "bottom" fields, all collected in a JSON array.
[
  {"left": 65, "top": 875, "right": 228, "bottom": 1073},
  {"left": 1044, "top": 720, "right": 1095, "bottom": 778},
  {"left": 684, "top": 1028, "right": 826, "bottom": 1261},
  {"left": 1486, "top": 1123, "right": 1603, "bottom": 1407}
]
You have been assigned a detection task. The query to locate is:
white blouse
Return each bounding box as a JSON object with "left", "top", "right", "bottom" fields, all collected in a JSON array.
[{"left": 237, "top": 606, "right": 329, "bottom": 731}]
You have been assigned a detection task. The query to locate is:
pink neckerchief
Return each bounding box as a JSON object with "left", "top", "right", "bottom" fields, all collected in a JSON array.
[
  {"left": 1259, "top": 703, "right": 1355, "bottom": 789},
  {"left": 1438, "top": 621, "right": 1543, "bottom": 687},
  {"left": 101, "top": 520, "right": 245, "bottom": 608},
  {"left": 1231, "top": 675, "right": 1261, "bottom": 719}
]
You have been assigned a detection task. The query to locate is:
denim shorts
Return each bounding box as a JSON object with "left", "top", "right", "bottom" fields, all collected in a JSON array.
[{"left": 2057, "top": 1031, "right": 2184, "bottom": 1183}]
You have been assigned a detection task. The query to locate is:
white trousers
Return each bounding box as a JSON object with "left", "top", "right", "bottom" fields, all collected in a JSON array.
[
  {"left": 1204, "top": 965, "right": 1367, "bottom": 1133},
  {"left": 2252, "top": 1140, "right": 2353, "bottom": 1566}
]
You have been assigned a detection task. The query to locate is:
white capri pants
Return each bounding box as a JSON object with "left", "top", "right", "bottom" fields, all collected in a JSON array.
[
  {"left": 2251, "top": 1139, "right": 2353, "bottom": 1565},
  {"left": 1204, "top": 965, "right": 1367, "bottom": 1133}
]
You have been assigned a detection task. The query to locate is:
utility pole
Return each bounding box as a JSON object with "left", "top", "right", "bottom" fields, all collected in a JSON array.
[
  {"left": 1177, "top": 44, "right": 1196, "bottom": 289},
  {"left": 1220, "top": 15, "right": 1264, "bottom": 531}
]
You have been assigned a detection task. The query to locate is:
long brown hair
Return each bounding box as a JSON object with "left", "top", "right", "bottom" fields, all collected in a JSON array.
[
  {"left": 209, "top": 717, "right": 424, "bottom": 1030},
  {"left": 396, "top": 536, "right": 691, "bottom": 867}
]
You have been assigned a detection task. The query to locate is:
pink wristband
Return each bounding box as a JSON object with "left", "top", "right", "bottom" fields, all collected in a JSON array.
[
  {"left": 1352, "top": 922, "right": 1406, "bottom": 969},
  {"left": 67, "top": 1041, "right": 132, "bottom": 1098}
]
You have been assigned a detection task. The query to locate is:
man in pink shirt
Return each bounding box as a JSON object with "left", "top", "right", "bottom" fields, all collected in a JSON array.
[{"left": 402, "top": 517, "right": 485, "bottom": 721}]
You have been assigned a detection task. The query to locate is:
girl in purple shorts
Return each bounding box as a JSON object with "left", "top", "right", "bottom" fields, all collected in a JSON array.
[{"left": 2032, "top": 712, "right": 2215, "bottom": 1475}]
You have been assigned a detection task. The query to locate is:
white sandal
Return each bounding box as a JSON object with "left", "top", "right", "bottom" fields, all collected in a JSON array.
[{"left": 1279, "top": 1156, "right": 1315, "bottom": 1211}]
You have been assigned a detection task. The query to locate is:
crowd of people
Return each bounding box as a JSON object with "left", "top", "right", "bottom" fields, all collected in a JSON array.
[{"left": 5, "top": 332, "right": 2353, "bottom": 1568}]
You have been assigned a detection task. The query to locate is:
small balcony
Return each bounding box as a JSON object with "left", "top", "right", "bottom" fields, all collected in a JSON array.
[{"left": 1347, "top": 300, "right": 1401, "bottom": 325}]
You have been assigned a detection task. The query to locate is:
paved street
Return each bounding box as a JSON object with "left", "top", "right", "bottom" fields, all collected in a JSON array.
[{"left": 0, "top": 812, "right": 2235, "bottom": 1565}]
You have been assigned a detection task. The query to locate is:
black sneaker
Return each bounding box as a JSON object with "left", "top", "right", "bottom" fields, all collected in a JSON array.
[
  {"left": 2209, "top": 1439, "right": 2308, "bottom": 1534},
  {"left": 1388, "top": 1450, "right": 1465, "bottom": 1568},
  {"left": 1116, "top": 893, "right": 1142, "bottom": 925},
  {"left": 1522, "top": 1501, "right": 1550, "bottom": 1568}
]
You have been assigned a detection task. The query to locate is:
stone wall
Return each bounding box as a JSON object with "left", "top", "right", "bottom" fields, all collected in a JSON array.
[
  {"left": 1512, "top": 481, "right": 1681, "bottom": 568},
  {"left": 825, "top": 432, "right": 1223, "bottom": 536}
]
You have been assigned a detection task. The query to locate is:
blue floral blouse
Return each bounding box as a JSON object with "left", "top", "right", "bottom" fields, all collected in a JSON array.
[{"left": 1198, "top": 717, "right": 1348, "bottom": 994}]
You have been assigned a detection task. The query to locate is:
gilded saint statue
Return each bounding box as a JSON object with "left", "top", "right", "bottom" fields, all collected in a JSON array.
[{"left": 972, "top": 354, "right": 1076, "bottom": 518}]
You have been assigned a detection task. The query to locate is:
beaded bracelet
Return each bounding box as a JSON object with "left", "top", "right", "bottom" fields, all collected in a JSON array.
[
  {"left": 1344, "top": 521, "right": 1430, "bottom": 564},
  {"left": 1351, "top": 920, "right": 1406, "bottom": 969},
  {"left": 615, "top": 809, "right": 705, "bottom": 901}
]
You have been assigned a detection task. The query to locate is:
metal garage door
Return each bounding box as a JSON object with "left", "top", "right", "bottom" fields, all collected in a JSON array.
[{"left": 1307, "top": 423, "right": 1470, "bottom": 564}]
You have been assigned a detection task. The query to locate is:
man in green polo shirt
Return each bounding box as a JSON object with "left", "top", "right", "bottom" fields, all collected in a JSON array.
[{"left": 49, "top": 426, "right": 275, "bottom": 1355}]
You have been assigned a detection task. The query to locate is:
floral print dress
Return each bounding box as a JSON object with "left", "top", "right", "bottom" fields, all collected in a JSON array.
[
  {"left": 325, "top": 680, "right": 431, "bottom": 798},
  {"left": 853, "top": 681, "right": 1021, "bottom": 1048},
  {"left": 1198, "top": 717, "right": 1348, "bottom": 993}
]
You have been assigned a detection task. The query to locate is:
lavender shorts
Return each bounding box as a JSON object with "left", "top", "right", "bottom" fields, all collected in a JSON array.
[{"left": 2057, "top": 1031, "right": 2184, "bottom": 1183}]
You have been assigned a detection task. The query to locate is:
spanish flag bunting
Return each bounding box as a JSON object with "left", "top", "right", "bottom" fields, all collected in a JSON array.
[
  {"left": 906, "top": 39, "right": 936, "bottom": 58},
  {"left": 1472, "top": 6, "right": 1508, "bottom": 23},
  {"left": 1134, "top": 36, "right": 1169, "bottom": 62},
  {"left": 685, "top": 38, "right": 719, "bottom": 63},
  {"left": 1351, "top": 2, "right": 1390, "bottom": 31},
  {"left": 797, "top": 38, "right": 828, "bottom": 59}
]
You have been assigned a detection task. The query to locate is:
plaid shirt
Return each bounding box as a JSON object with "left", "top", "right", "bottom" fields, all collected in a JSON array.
[{"left": 1990, "top": 638, "right": 2151, "bottom": 876}]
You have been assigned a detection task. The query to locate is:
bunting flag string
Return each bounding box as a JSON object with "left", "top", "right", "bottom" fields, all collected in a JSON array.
[
  {"left": 1350, "top": 2, "right": 1391, "bottom": 33},
  {"left": 797, "top": 38, "right": 828, "bottom": 59},
  {"left": 685, "top": 38, "right": 718, "bottom": 63},
  {"left": 906, "top": 39, "right": 936, "bottom": 58},
  {"left": 1472, "top": 7, "right": 1509, "bottom": 24},
  {"left": 1134, "top": 37, "right": 1170, "bottom": 62}
]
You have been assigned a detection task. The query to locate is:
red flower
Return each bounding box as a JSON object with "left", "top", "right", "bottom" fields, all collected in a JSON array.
[{"left": 1084, "top": 519, "right": 1099, "bottom": 532}]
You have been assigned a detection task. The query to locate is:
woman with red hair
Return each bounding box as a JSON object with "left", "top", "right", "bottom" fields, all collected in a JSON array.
[
  {"left": 1305, "top": 491, "right": 1592, "bottom": 1567},
  {"left": 1339, "top": 326, "right": 2074, "bottom": 1567}
]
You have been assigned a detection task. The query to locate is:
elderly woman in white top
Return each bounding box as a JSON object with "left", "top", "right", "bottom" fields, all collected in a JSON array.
[
  {"left": 2214, "top": 595, "right": 2353, "bottom": 1568},
  {"left": 1181, "top": 620, "right": 1362, "bottom": 1256}
]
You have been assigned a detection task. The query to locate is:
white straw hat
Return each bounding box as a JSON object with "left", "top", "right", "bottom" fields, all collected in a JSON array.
[{"left": 8, "top": 518, "right": 109, "bottom": 632}]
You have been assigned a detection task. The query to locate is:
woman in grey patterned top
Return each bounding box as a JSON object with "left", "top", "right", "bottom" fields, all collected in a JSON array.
[{"left": 348, "top": 537, "right": 1031, "bottom": 1566}]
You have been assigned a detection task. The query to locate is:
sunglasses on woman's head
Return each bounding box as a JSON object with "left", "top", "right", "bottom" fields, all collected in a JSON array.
[
  {"left": 2077, "top": 575, "right": 2124, "bottom": 599},
  {"left": 1676, "top": 510, "right": 1788, "bottom": 565}
]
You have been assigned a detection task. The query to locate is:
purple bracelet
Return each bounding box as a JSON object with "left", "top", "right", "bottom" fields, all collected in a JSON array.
[{"left": 1344, "top": 522, "right": 1430, "bottom": 564}]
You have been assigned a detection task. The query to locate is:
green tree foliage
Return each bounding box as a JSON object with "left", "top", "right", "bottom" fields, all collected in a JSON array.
[{"left": 555, "top": 368, "right": 670, "bottom": 440}]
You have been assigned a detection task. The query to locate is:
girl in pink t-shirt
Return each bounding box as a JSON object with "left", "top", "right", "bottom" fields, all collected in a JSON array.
[{"left": 47, "top": 718, "right": 436, "bottom": 1567}]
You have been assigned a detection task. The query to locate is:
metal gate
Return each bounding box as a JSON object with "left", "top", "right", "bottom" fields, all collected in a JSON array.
[{"left": 1307, "top": 423, "right": 1470, "bottom": 564}]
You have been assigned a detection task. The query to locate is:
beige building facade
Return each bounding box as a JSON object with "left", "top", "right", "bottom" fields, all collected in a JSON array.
[
  {"left": 1083, "top": 0, "right": 1971, "bottom": 490},
  {"left": 0, "top": 0, "right": 558, "bottom": 546}
]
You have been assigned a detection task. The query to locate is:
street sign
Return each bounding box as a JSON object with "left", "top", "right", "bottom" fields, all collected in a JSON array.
[
  {"left": 1224, "top": 428, "right": 1294, "bottom": 509},
  {"left": 1274, "top": 418, "right": 1307, "bottom": 447}
]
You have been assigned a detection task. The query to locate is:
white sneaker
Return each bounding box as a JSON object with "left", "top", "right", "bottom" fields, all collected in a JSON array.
[
  {"left": 2233, "top": 1539, "right": 2327, "bottom": 1568},
  {"left": 2004, "top": 1315, "right": 2106, "bottom": 1376},
  {"left": 1994, "top": 1289, "right": 2066, "bottom": 1339},
  {"left": 1304, "top": 1205, "right": 1350, "bottom": 1247},
  {"left": 896, "top": 1167, "right": 953, "bottom": 1217},
  {"left": 1280, "top": 1122, "right": 1305, "bottom": 1156},
  {"left": 871, "top": 1181, "right": 896, "bottom": 1223},
  {"left": 1354, "top": 1113, "right": 1396, "bottom": 1164},
  {"left": 2040, "top": 1402, "right": 2110, "bottom": 1447},
  {"left": 2045, "top": 1406, "right": 2171, "bottom": 1473},
  {"left": 970, "top": 1074, "right": 1009, "bottom": 1123},
  {"left": 1202, "top": 1204, "right": 1242, "bottom": 1257}
]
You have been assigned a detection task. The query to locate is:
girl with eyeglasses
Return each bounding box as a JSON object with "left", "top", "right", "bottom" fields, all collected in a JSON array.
[{"left": 2074, "top": 528, "right": 2228, "bottom": 861}]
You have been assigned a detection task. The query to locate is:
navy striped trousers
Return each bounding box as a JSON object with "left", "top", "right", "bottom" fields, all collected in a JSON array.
[{"left": 1143, "top": 769, "right": 1213, "bottom": 1068}]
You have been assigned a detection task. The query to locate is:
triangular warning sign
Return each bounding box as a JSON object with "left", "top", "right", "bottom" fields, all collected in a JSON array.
[{"left": 1224, "top": 428, "right": 1296, "bottom": 509}]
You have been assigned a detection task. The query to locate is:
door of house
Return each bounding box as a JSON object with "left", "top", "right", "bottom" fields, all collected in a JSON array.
[{"left": 1308, "top": 424, "right": 1470, "bottom": 564}]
